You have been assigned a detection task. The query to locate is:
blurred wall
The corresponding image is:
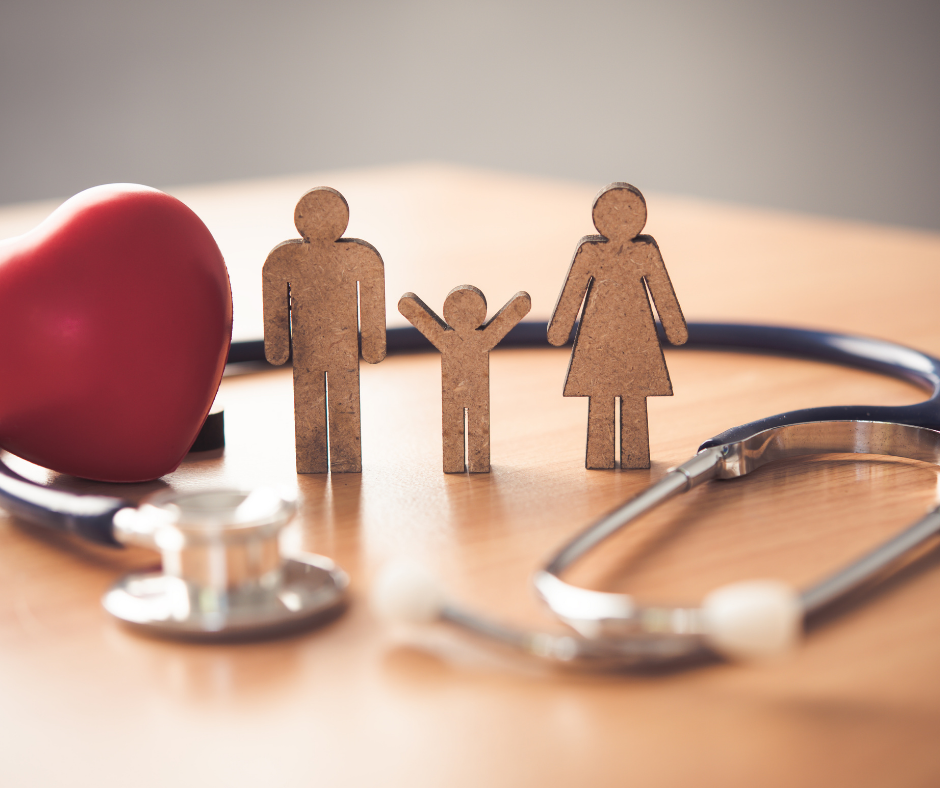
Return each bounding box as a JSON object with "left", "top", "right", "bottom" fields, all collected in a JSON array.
[{"left": 1, "top": 0, "right": 938, "bottom": 230}]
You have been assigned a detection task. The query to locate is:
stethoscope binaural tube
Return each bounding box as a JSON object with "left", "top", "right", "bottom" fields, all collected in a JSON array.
[
  {"left": 372, "top": 322, "right": 940, "bottom": 668},
  {"left": 533, "top": 420, "right": 940, "bottom": 666}
]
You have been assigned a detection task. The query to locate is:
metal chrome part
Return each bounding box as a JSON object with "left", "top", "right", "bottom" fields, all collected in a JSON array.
[
  {"left": 440, "top": 603, "right": 709, "bottom": 668},
  {"left": 533, "top": 421, "right": 940, "bottom": 663},
  {"left": 103, "top": 488, "right": 348, "bottom": 639}
]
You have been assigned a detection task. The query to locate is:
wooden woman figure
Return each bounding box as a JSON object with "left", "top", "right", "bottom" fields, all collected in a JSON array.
[
  {"left": 263, "top": 187, "right": 386, "bottom": 474},
  {"left": 547, "top": 183, "right": 687, "bottom": 470},
  {"left": 399, "top": 285, "right": 531, "bottom": 473}
]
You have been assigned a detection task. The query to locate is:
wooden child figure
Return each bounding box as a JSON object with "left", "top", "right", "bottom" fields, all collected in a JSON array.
[
  {"left": 547, "top": 183, "right": 687, "bottom": 470},
  {"left": 263, "top": 187, "right": 386, "bottom": 473},
  {"left": 399, "top": 285, "right": 531, "bottom": 473}
]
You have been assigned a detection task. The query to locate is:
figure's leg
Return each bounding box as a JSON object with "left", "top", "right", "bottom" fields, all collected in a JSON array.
[
  {"left": 325, "top": 367, "right": 362, "bottom": 473},
  {"left": 294, "top": 368, "right": 328, "bottom": 474},
  {"left": 442, "top": 400, "right": 466, "bottom": 473},
  {"left": 467, "top": 403, "right": 490, "bottom": 473},
  {"left": 585, "top": 397, "right": 616, "bottom": 470},
  {"left": 620, "top": 396, "right": 650, "bottom": 469}
]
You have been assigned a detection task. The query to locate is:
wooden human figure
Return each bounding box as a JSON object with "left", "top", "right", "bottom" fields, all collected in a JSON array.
[
  {"left": 399, "top": 285, "right": 531, "bottom": 473},
  {"left": 547, "top": 183, "right": 687, "bottom": 470},
  {"left": 262, "top": 187, "right": 386, "bottom": 473}
]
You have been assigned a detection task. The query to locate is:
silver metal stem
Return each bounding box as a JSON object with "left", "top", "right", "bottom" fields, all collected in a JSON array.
[
  {"left": 801, "top": 505, "right": 940, "bottom": 613},
  {"left": 529, "top": 421, "right": 940, "bottom": 663},
  {"left": 442, "top": 606, "right": 582, "bottom": 663},
  {"left": 440, "top": 605, "right": 708, "bottom": 667},
  {"left": 544, "top": 447, "right": 724, "bottom": 576},
  {"left": 420, "top": 421, "right": 940, "bottom": 668}
]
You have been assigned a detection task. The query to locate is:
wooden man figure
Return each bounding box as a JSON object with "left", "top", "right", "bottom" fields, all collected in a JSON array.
[
  {"left": 399, "top": 285, "right": 531, "bottom": 473},
  {"left": 547, "top": 183, "right": 687, "bottom": 470},
  {"left": 263, "top": 187, "right": 386, "bottom": 473}
]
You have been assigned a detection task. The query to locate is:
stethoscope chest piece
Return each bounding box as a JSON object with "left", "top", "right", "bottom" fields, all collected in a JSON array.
[{"left": 102, "top": 488, "right": 348, "bottom": 639}]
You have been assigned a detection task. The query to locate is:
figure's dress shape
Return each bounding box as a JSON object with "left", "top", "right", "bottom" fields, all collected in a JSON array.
[
  {"left": 563, "top": 237, "right": 675, "bottom": 399},
  {"left": 548, "top": 182, "right": 687, "bottom": 469}
]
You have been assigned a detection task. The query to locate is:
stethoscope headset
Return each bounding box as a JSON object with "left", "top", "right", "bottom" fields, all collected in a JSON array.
[{"left": 4, "top": 320, "right": 940, "bottom": 667}]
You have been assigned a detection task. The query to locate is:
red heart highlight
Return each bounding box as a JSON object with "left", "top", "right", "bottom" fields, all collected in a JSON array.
[{"left": 0, "top": 184, "right": 232, "bottom": 482}]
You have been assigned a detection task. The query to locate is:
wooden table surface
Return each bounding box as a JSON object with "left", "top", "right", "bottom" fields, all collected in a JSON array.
[{"left": 1, "top": 164, "right": 940, "bottom": 787}]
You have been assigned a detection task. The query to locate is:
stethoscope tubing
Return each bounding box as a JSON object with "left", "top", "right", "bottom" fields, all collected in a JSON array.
[
  {"left": 4, "top": 321, "right": 939, "bottom": 551},
  {"left": 231, "top": 320, "right": 940, "bottom": 442},
  {"left": 232, "top": 319, "right": 940, "bottom": 397}
]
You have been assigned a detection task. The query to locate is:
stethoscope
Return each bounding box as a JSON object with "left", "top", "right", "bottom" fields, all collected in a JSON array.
[
  {"left": 372, "top": 322, "right": 940, "bottom": 667},
  {"left": 0, "top": 472, "right": 349, "bottom": 639},
  {"left": 3, "top": 322, "right": 940, "bottom": 656}
]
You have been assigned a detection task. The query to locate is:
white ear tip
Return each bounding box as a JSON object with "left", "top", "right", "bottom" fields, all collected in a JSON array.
[
  {"left": 702, "top": 580, "right": 802, "bottom": 661},
  {"left": 371, "top": 561, "right": 448, "bottom": 624}
]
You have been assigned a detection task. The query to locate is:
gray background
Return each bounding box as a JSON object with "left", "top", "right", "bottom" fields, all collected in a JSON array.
[{"left": 1, "top": 0, "right": 938, "bottom": 230}]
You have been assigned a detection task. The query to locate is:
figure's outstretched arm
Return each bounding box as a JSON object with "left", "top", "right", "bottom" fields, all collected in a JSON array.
[
  {"left": 346, "top": 240, "right": 387, "bottom": 364},
  {"left": 398, "top": 293, "right": 448, "bottom": 353},
  {"left": 481, "top": 291, "right": 532, "bottom": 351},
  {"left": 261, "top": 242, "right": 296, "bottom": 365},
  {"left": 643, "top": 239, "right": 688, "bottom": 346},
  {"left": 547, "top": 239, "right": 597, "bottom": 346}
]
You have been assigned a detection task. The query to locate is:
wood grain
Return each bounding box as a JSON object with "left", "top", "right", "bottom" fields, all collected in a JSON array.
[
  {"left": 398, "top": 286, "right": 530, "bottom": 472},
  {"left": 548, "top": 183, "right": 688, "bottom": 469},
  {"left": 262, "top": 186, "right": 386, "bottom": 473},
  {"left": 1, "top": 165, "right": 939, "bottom": 788}
]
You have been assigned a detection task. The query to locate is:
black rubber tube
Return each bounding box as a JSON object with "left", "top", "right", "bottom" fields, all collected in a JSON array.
[
  {"left": 4, "top": 320, "right": 936, "bottom": 550},
  {"left": 0, "top": 460, "right": 129, "bottom": 546},
  {"left": 227, "top": 321, "right": 940, "bottom": 447}
]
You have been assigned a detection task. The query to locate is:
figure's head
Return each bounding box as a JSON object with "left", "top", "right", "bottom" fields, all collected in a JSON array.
[
  {"left": 443, "top": 285, "right": 487, "bottom": 332},
  {"left": 592, "top": 183, "right": 647, "bottom": 241},
  {"left": 294, "top": 187, "right": 349, "bottom": 241}
]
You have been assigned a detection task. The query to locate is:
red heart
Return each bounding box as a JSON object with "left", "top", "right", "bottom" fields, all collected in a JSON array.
[{"left": 0, "top": 184, "right": 232, "bottom": 482}]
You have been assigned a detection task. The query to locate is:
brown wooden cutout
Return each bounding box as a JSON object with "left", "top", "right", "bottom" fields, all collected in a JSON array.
[
  {"left": 262, "top": 186, "right": 386, "bottom": 473},
  {"left": 547, "top": 183, "right": 687, "bottom": 470},
  {"left": 399, "top": 285, "right": 531, "bottom": 473}
]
